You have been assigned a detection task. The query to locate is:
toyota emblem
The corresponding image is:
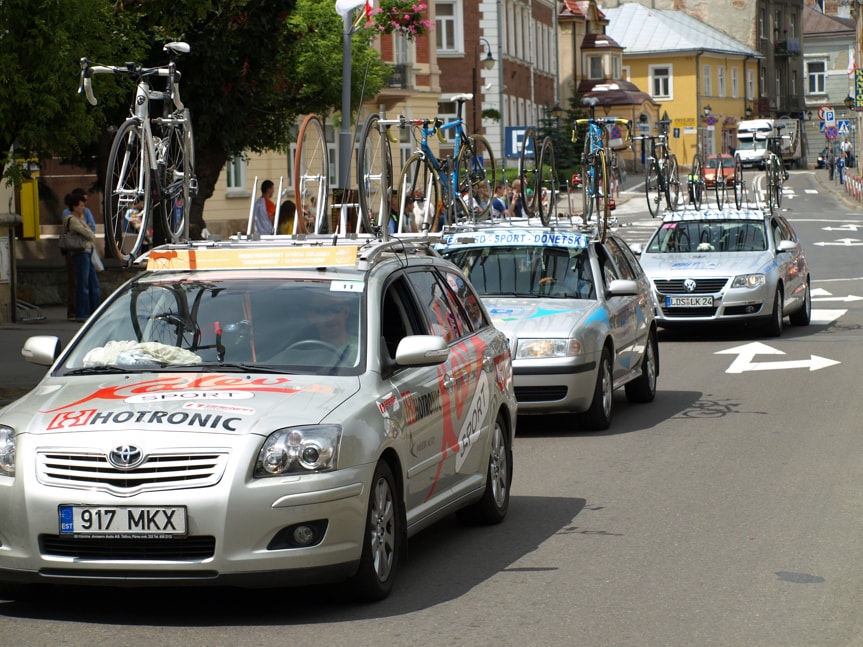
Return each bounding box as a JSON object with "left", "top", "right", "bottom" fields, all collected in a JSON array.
[
  {"left": 684, "top": 279, "right": 697, "bottom": 293},
  {"left": 108, "top": 445, "right": 144, "bottom": 470}
]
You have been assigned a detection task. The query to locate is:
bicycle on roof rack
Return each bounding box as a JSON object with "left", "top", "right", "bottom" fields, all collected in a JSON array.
[
  {"left": 763, "top": 132, "right": 787, "bottom": 215},
  {"left": 573, "top": 97, "right": 632, "bottom": 241},
  {"left": 80, "top": 42, "right": 196, "bottom": 264},
  {"left": 396, "top": 94, "right": 497, "bottom": 231},
  {"left": 632, "top": 131, "right": 680, "bottom": 218},
  {"left": 517, "top": 127, "right": 560, "bottom": 226}
]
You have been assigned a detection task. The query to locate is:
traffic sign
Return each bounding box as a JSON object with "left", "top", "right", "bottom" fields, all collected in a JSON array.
[
  {"left": 818, "top": 105, "right": 831, "bottom": 120},
  {"left": 505, "top": 126, "right": 531, "bottom": 159},
  {"left": 838, "top": 119, "right": 850, "bottom": 134},
  {"left": 824, "top": 109, "right": 836, "bottom": 125},
  {"left": 826, "top": 125, "right": 839, "bottom": 140}
]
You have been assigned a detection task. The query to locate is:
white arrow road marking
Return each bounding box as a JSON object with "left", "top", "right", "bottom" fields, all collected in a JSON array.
[
  {"left": 805, "top": 189, "right": 819, "bottom": 194},
  {"left": 812, "top": 295, "right": 863, "bottom": 302},
  {"left": 823, "top": 224, "right": 862, "bottom": 231},
  {"left": 813, "top": 238, "right": 863, "bottom": 246},
  {"left": 716, "top": 341, "right": 840, "bottom": 374},
  {"left": 811, "top": 309, "right": 846, "bottom": 324},
  {"left": 811, "top": 288, "right": 832, "bottom": 297}
]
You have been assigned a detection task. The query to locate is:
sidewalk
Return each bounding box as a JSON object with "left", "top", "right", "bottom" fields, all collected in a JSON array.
[
  {"left": 812, "top": 165, "right": 863, "bottom": 210},
  {"left": 0, "top": 305, "right": 82, "bottom": 405}
]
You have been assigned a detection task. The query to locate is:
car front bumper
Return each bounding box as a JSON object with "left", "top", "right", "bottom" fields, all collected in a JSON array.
[
  {"left": 0, "top": 430, "right": 373, "bottom": 588},
  {"left": 651, "top": 282, "right": 772, "bottom": 325},
  {"left": 511, "top": 357, "right": 597, "bottom": 414}
]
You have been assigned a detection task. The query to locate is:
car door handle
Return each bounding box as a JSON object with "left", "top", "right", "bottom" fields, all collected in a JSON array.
[{"left": 442, "top": 374, "right": 455, "bottom": 391}]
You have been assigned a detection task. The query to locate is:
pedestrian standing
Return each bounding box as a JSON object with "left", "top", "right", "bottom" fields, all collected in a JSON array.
[
  {"left": 63, "top": 192, "right": 101, "bottom": 321},
  {"left": 253, "top": 180, "right": 276, "bottom": 235},
  {"left": 60, "top": 188, "right": 98, "bottom": 320}
]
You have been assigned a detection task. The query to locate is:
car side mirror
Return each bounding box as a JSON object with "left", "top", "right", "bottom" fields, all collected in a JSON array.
[
  {"left": 606, "top": 279, "right": 640, "bottom": 298},
  {"left": 22, "top": 336, "right": 62, "bottom": 367},
  {"left": 776, "top": 239, "right": 797, "bottom": 253}
]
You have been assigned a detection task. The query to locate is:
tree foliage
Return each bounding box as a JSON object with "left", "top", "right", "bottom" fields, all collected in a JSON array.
[
  {"left": 2, "top": 0, "right": 387, "bottom": 238},
  {"left": 0, "top": 0, "right": 145, "bottom": 179}
]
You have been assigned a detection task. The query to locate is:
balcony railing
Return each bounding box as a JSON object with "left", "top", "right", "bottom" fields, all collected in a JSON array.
[{"left": 774, "top": 38, "right": 801, "bottom": 56}]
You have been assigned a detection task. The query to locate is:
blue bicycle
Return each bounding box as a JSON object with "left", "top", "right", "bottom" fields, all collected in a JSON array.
[
  {"left": 573, "top": 98, "right": 631, "bottom": 241},
  {"left": 396, "top": 93, "right": 496, "bottom": 231}
]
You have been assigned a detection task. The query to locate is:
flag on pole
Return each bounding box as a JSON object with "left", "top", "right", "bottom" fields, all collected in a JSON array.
[{"left": 335, "top": 0, "right": 372, "bottom": 17}]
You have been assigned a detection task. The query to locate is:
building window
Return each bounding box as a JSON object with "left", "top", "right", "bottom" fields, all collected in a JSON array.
[
  {"left": 747, "top": 69, "right": 755, "bottom": 100},
  {"left": 759, "top": 8, "right": 766, "bottom": 39},
  {"left": 806, "top": 60, "right": 826, "bottom": 94},
  {"left": 225, "top": 156, "right": 246, "bottom": 192},
  {"left": 588, "top": 55, "right": 603, "bottom": 79},
  {"left": 435, "top": 1, "right": 459, "bottom": 52},
  {"left": 717, "top": 66, "right": 726, "bottom": 98},
  {"left": 759, "top": 66, "right": 766, "bottom": 97},
  {"left": 731, "top": 67, "right": 739, "bottom": 98},
  {"left": 703, "top": 64, "right": 712, "bottom": 96},
  {"left": 612, "top": 56, "right": 621, "bottom": 79},
  {"left": 622, "top": 65, "right": 631, "bottom": 82},
  {"left": 649, "top": 64, "right": 672, "bottom": 99}
]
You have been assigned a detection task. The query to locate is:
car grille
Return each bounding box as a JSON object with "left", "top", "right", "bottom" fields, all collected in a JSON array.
[
  {"left": 515, "top": 386, "right": 568, "bottom": 402},
  {"left": 39, "top": 535, "right": 216, "bottom": 560},
  {"left": 653, "top": 278, "right": 729, "bottom": 294},
  {"left": 36, "top": 450, "right": 230, "bottom": 496}
]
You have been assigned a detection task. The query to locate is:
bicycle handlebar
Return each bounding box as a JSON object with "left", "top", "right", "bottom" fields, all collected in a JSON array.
[{"left": 78, "top": 41, "right": 189, "bottom": 108}]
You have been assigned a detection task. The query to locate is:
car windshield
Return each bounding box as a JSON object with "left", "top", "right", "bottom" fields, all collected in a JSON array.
[
  {"left": 59, "top": 277, "right": 365, "bottom": 375},
  {"left": 441, "top": 245, "right": 596, "bottom": 299},
  {"left": 647, "top": 220, "right": 768, "bottom": 253}
]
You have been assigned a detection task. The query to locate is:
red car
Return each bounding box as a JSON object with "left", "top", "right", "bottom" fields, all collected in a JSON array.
[{"left": 703, "top": 154, "right": 736, "bottom": 188}]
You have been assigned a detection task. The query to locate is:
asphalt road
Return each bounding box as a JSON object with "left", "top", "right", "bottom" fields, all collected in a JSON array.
[{"left": 3, "top": 168, "right": 863, "bottom": 646}]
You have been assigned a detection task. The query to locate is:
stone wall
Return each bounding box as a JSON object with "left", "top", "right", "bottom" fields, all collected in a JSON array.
[{"left": 16, "top": 258, "right": 143, "bottom": 307}]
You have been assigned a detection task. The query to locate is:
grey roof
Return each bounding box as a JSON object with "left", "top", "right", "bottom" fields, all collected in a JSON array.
[{"left": 604, "top": 3, "right": 762, "bottom": 58}]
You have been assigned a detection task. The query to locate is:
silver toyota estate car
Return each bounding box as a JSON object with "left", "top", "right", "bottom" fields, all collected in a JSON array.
[
  {"left": 0, "top": 236, "right": 516, "bottom": 601},
  {"left": 438, "top": 226, "right": 658, "bottom": 431},
  {"left": 638, "top": 208, "right": 811, "bottom": 336}
]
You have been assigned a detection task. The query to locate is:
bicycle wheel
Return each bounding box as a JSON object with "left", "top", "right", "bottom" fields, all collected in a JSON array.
[
  {"left": 594, "top": 148, "right": 611, "bottom": 242},
  {"left": 157, "top": 109, "right": 194, "bottom": 243},
  {"left": 733, "top": 155, "right": 744, "bottom": 209},
  {"left": 714, "top": 158, "right": 725, "bottom": 209},
  {"left": 105, "top": 119, "right": 150, "bottom": 263},
  {"left": 518, "top": 127, "right": 538, "bottom": 216},
  {"left": 645, "top": 159, "right": 662, "bottom": 218},
  {"left": 294, "top": 115, "right": 329, "bottom": 234},
  {"left": 130, "top": 285, "right": 192, "bottom": 348},
  {"left": 665, "top": 155, "right": 680, "bottom": 212},
  {"left": 397, "top": 152, "right": 442, "bottom": 232},
  {"left": 580, "top": 156, "right": 594, "bottom": 224},
  {"left": 356, "top": 113, "right": 393, "bottom": 234},
  {"left": 765, "top": 159, "right": 776, "bottom": 214},
  {"left": 537, "top": 137, "right": 558, "bottom": 226},
  {"left": 773, "top": 159, "right": 783, "bottom": 210},
  {"left": 463, "top": 134, "right": 496, "bottom": 220},
  {"left": 690, "top": 155, "right": 704, "bottom": 210}
]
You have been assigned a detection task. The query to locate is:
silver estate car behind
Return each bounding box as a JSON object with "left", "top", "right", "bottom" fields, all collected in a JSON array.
[{"left": 638, "top": 208, "right": 811, "bottom": 336}]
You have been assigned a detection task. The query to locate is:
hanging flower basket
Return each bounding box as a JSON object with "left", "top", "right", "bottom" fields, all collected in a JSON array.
[{"left": 364, "top": 0, "right": 433, "bottom": 42}]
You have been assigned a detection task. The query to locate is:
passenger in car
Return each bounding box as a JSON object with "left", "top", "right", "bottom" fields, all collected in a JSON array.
[{"left": 306, "top": 291, "right": 359, "bottom": 364}]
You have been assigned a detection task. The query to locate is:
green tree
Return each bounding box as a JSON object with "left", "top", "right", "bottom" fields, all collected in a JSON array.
[
  {"left": 3, "top": 0, "right": 387, "bottom": 239},
  {"left": 115, "top": 0, "right": 388, "bottom": 238},
  {"left": 0, "top": 0, "right": 145, "bottom": 180}
]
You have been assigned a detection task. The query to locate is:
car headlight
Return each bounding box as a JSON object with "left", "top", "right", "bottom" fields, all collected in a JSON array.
[
  {"left": 0, "top": 425, "right": 15, "bottom": 476},
  {"left": 254, "top": 425, "right": 341, "bottom": 477},
  {"left": 516, "top": 339, "right": 583, "bottom": 359},
  {"left": 731, "top": 274, "right": 766, "bottom": 289}
]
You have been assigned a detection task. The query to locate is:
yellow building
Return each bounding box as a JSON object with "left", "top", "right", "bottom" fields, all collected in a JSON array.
[{"left": 605, "top": 3, "right": 762, "bottom": 168}]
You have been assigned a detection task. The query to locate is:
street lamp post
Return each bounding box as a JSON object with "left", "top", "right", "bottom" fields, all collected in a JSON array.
[{"left": 472, "top": 38, "right": 496, "bottom": 133}]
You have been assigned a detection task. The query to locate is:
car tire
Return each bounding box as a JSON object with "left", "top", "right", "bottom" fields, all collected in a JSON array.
[
  {"left": 625, "top": 330, "right": 658, "bottom": 404},
  {"left": 456, "top": 412, "right": 512, "bottom": 525},
  {"left": 789, "top": 279, "right": 811, "bottom": 326},
  {"left": 764, "top": 287, "right": 784, "bottom": 337},
  {"left": 579, "top": 347, "right": 613, "bottom": 431},
  {"left": 349, "top": 461, "right": 401, "bottom": 602}
]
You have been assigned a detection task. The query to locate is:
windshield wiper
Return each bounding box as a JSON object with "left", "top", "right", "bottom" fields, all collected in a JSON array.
[
  {"left": 187, "top": 363, "right": 289, "bottom": 374},
  {"left": 62, "top": 366, "right": 145, "bottom": 375}
]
